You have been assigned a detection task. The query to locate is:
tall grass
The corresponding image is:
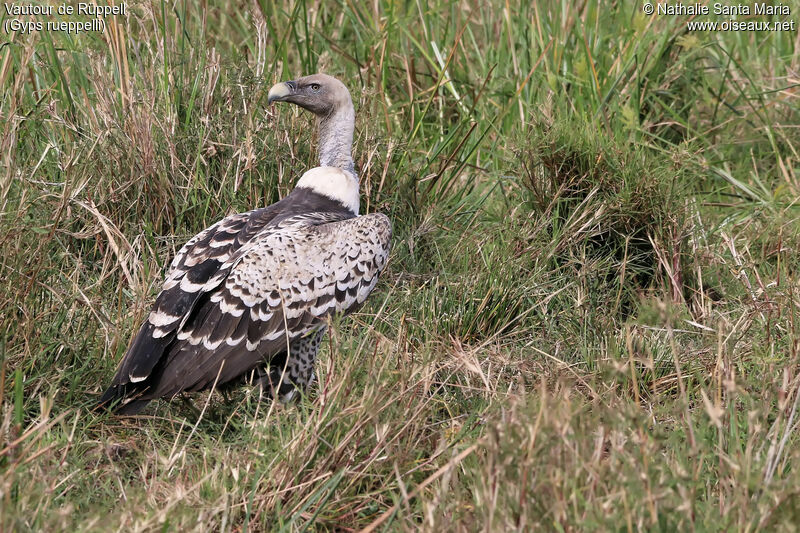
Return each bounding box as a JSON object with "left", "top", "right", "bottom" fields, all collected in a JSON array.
[{"left": 1, "top": 0, "right": 799, "bottom": 530}]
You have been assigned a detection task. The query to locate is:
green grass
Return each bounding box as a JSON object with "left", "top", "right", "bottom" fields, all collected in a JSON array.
[{"left": 1, "top": 0, "right": 799, "bottom": 530}]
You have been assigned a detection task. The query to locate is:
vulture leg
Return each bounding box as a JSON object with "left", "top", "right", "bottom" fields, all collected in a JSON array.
[
  {"left": 286, "top": 326, "right": 327, "bottom": 389},
  {"left": 257, "top": 327, "right": 327, "bottom": 402}
]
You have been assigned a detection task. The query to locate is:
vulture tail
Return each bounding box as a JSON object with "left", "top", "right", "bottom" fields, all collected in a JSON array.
[{"left": 95, "top": 384, "right": 151, "bottom": 415}]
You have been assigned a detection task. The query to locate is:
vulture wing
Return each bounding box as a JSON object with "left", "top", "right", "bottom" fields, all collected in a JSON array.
[
  {"left": 111, "top": 204, "right": 286, "bottom": 386},
  {"left": 100, "top": 210, "right": 391, "bottom": 410}
]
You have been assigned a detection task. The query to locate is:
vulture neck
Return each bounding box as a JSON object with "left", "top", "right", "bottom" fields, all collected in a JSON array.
[{"left": 317, "top": 102, "right": 356, "bottom": 176}]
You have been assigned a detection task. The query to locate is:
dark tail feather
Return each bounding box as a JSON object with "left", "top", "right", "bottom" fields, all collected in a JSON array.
[
  {"left": 113, "top": 399, "right": 151, "bottom": 415},
  {"left": 95, "top": 384, "right": 123, "bottom": 412},
  {"left": 95, "top": 384, "right": 151, "bottom": 415}
]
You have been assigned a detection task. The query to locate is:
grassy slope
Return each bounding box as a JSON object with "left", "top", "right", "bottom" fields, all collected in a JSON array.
[{"left": 1, "top": 0, "right": 799, "bottom": 530}]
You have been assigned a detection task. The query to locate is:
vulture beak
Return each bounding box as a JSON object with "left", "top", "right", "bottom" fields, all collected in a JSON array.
[{"left": 268, "top": 80, "right": 297, "bottom": 104}]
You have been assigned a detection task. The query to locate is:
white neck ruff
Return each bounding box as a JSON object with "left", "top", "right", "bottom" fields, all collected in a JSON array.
[{"left": 295, "top": 166, "right": 360, "bottom": 215}]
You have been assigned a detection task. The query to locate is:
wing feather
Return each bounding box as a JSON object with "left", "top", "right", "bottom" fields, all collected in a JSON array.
[
  {"left": 110, "top": 205, "right": 285, "bottom": 386},
  {"left": 101, "top": 203, "right": 390, "bottom": 411},
  {"left": 145, "top": 212, "right": 391, "bottom": 399}
]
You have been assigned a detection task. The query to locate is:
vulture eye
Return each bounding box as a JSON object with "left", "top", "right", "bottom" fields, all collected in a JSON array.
[{"left": 310, "top": 83, "right": 321, "bottom": 92}]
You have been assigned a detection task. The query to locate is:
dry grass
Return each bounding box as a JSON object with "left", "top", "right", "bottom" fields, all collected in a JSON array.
[{"left": 1, "top": 0, "right": 799, "bottom": 530}]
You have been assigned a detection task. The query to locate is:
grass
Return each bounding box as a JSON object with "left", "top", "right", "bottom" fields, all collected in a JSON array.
[{"left": 1, "top": 0, "right": 799, "bottom": 530}]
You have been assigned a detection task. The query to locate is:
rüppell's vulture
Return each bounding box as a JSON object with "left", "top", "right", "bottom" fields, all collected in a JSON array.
[{"left": 97, "top": 74, "right": 392, "bottom": 415}]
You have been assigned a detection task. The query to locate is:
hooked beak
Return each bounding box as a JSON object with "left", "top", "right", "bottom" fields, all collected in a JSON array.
[{"left": 267, "top": 80, "right": 297, "bottom": 104}]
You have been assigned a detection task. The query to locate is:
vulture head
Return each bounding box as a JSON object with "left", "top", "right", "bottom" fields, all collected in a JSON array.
[
  {"left": 268, "top": 73, "right": 352, "bottom": 117},
  {"left": 268, "top": 73, "right": 357, "bottom": 173}
]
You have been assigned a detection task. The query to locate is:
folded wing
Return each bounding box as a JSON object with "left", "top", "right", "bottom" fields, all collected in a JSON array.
[{"left": 101, "top": 211, "right": 391, "bottom": 409}]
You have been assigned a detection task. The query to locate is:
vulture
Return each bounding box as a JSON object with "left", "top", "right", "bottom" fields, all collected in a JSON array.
[{"left": 98, "top": 74, "right": 392, "bottom": 414}]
